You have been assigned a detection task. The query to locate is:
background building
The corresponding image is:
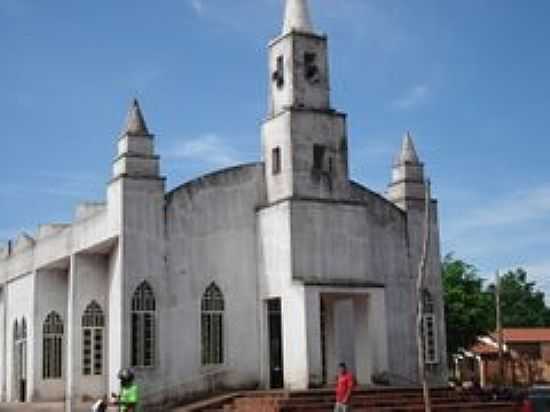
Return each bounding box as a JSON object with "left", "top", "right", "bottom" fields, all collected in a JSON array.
[{"left": 456, "top": 328, "right": 550, "bottom": 387}]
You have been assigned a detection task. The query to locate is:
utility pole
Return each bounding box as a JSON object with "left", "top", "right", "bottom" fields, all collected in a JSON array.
[
  {"left": 496, "top": 271, "right": 504, "bottom": 385},
  {"left": 416, "top": 179, "right": 432, "bottom": 412}
]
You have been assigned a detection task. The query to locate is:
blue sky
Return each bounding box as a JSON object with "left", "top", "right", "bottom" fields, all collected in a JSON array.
[{"left": 1, "top": 0, "right": 549, "bottom": 292}]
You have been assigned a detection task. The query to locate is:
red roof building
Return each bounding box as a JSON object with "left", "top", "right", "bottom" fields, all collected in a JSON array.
[{"left": 455, "top": 328, "right": 550, "bottom": 387}]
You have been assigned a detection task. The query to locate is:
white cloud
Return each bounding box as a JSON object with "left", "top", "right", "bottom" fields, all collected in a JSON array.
[
  {"left": 392, "top": 84, "right": 430, "bottom": 110},
  {"left": 523, "top": 261, "right": 550, "bottom": 279},
  {"left": 165, "top": 134, "right": 243, "bottom": 168},
  {"left": 447, "top": 184, "right": 550, "bottom": 238},
  {"left": 441, "top": 183, "right": 550, "bottom": 299},
  {"left": 188, "top": 0, "right": 206, "bottom": 16}
]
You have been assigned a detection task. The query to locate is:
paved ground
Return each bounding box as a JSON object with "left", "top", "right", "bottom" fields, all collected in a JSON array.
[{"left": 0, "top": 403, "right": 113, "bottom": 412}]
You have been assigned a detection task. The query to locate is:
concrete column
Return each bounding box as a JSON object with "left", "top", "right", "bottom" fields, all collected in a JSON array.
[
  {"left": 363, "top": 290, "right": 389, "bottom": 382},
  {"left": 0, "top": 286, "right": 5, "bottom": 401},
  {"left": 351, "top": 290, "right": 390, "bottom": 386},
  {"left": 65, "top": 255, "right": 80, "bottom": 412},
  {"left": 108, "top": 243, "right": 124, "bottom": 395},
  {"left": 27, "top": 272, "right": 38, "bottom": 402},
  {"left": 305, "top": 288, "right": 322, "bottom": 387},
  {"left": 353, "top": 297, "right": 370, "bottom": 384},
  {"left": 371, "top": 290, "right": 389, "bottom": 375},
  {"left": 282, "top": 287, "right": 308, "bottom": 389}
]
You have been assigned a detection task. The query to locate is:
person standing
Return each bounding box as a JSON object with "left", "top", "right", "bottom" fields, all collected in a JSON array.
[{"left": 335, "top": 362, "right": 355, "bottom": 412}]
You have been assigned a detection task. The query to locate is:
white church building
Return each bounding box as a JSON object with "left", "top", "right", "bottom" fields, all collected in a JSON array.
[{"left": 0, "top": 0, "right": 448, "bottom": 408}]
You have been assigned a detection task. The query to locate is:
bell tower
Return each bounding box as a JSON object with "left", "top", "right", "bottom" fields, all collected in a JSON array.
[
  {"left": 269, "top": 0, "right": 330, "bottom": 115},
  {"left": 262, "top": 0, "right": 349, "bottom": 204}
]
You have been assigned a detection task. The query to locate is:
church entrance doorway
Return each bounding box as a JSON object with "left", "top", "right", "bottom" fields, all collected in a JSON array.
[
  {"left": 267, "top": 298, "right": 284, "bottom": 388},
  {"left": 14, "top": 319, "right": 28, "bottom": 402},
  {"left": 317, "top": 290, "right": 389, "bottom": 387},
  {"left": 319, "top": 295, "right": 357, "bottom": 385}
]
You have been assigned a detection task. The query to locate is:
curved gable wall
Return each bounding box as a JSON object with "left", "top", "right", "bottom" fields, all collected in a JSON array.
[{"left": 162, "top": 163, "right": 266, "bottom": 389}]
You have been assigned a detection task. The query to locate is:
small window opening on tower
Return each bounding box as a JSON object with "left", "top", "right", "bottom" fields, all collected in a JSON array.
[
  {"left": 313, "top": 144, "right": 326, "bottom": 171},
  {"left": 272, "top": 56, "right": 285, "bottom": 89},
  {"left": 328, "top": 157, "right": 334, "bottom": 174},
  {"left": 272, "top": 147, "right": 281, "bottom": 175},
  {"left": 304, "top": 52, "right": 320, "bottom": 84}
]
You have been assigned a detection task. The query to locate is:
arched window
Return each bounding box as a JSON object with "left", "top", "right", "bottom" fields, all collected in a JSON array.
[
  {"left": 43, "top": 312, "right": 63, "bottom": 379},
  {"left": 131, "top": 281, "right": 156, "bottom": 368},
  {"left": 422, "top": 290, "right": 438, "bottom": 365},
  {"left": 82, "top": 301, "right": 105, "bottom": 376},
  {"left": 201, "top": 283, "right": 224, "bottom": 366}
]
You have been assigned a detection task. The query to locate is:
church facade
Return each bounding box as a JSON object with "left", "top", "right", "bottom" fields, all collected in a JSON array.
[{"left": 0, "top": 0, "right": 448, "bottom": 408}]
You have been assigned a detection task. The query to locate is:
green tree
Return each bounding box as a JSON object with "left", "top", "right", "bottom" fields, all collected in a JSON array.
[
  {"left": 442, "top": 257, "right": 550, "bottom": 360},
  {"left": 486, "top": 268, "right": 550, "bottom": 329},
  {"left": 442, "top": 254, "right": 492, "bottom": 355}
]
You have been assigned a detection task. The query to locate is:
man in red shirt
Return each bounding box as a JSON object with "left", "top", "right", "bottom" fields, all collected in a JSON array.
[{"left": 335, "top": 362, "right": 355, "bottom": 412}]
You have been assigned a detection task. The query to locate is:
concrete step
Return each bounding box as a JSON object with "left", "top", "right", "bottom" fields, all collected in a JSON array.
[{"left": 173, "top": 388, "right": 523, "bottom": 412}]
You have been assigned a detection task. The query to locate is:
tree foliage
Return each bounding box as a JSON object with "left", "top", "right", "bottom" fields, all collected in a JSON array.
[
  {"left": 442, "top": 255, "right": 550, "bottom": 357},
  {"left": 442, "top": 254, "right": 492, "bottom": 355},
  {"left": 486, "top": 268, "right": 550, "bottom": 329}
]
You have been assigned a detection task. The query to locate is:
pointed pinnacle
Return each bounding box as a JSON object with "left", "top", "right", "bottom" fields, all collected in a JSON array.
[
  {"left": 125, "top": 98, "right": 149, "bottom": 136},
  {"left": 283, "top": 0, "right": 314, "bottom": 34},
  {"left": 399, "top": 131, "right": 420, "bottom": 164}
]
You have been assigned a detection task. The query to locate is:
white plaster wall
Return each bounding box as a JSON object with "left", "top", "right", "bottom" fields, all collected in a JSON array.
[
  {"left": 163, "top": 164, "right": 265, "bottom": 404},
  {"left": 281, "top": 285, "right": 309, "bottom": 389},
  {"left": 290, "top": 199, "right": 407, "bottom": 284},
  {"left": 6, "top": 273, "right": 35, "bottom": 402},
  {"left": 268, "top": 34, "right": 294, "bottom": 116},
  {"left": 0, "top": 287, "right": 5, "bottom": 401},
  {"left": 120, "top": 176, "right": 167, "bottom": 400},
  {"left": 257, "top": 201, "right": 315, "bottom": 389},
  {"left": 262, "top": 110, "right": 349, "bottom": 204},
  {"left": 118, "top": 135, "right": 154, "bottom": 156},
  {"left": 268, "top": 33, "right": 330, "bottom": 116},
  {"left": 262, "top": 111, "right": 294, "bottom": 203},
  {"left": 290, "top": 110, "right": 349, "bottom": 199},
  {"left": 257, "top": 201, "right": 291, "bottom": 387},
  {"left": 304, "top": 287, "right": 322, "bottom": 386},
  {"left": 34, "top": 269, "right": 68, "bottom": 401},
  {"left": 290, "top": 34, "right": 331, "bottom": 111},
  {"left": 0, "top": 210, "right": 117, "bottom": 287},
  {"left": 289, "top": 197, "right": 422, "bottom": 384}
]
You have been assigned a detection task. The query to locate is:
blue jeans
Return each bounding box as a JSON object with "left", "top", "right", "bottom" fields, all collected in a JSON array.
[{"left": 334, "top": 403, "right": 351, "bottom": 412}]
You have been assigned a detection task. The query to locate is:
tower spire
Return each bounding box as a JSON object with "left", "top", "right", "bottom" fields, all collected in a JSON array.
[
  {"left": 113, "top": 98, "right": 160, "bottom": 179},
  {"left": 398, "top": 132, "right": 421, "bottom": 165},
  {"left": 388, "top": 131, "right": 426, "bottom": 210},
  {"left": 282, "top": 0, "right": 314, "bottom": 34},
  {"left": 124, "top": 98, "right": 149, "bottom": 136}
]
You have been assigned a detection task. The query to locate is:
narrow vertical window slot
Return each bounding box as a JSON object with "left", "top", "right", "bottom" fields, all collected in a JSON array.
[{"left": 272, "top": 147, "right": 281, "bottom": 175}]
